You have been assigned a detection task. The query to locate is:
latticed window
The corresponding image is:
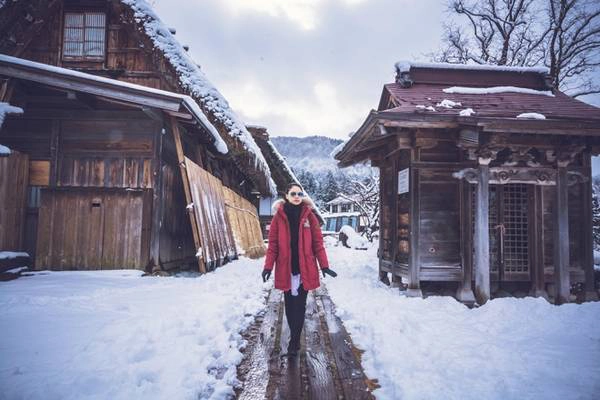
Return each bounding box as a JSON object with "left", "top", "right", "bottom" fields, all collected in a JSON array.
[{"left": 62, "top": 12, "right": 106, "bottom": 60}]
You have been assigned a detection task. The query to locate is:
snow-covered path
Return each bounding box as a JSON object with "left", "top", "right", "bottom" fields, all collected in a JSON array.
[
  {"left": 324, "top": 243, "right": 600, "bottom": 400},
  {"left": 0, "top": 259, "right": 267, "bottom": 400}
]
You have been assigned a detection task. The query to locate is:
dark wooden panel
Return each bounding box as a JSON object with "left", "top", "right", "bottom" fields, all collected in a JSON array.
[
  {"left": 0, "top": 151, "right": 29, "bottom": 251},
  {"left": 35, "top": 188, "right": 150, "bottom": 270}
]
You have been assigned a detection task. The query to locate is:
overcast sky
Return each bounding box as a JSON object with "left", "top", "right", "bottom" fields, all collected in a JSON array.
[{"left": 152, "top": 0, "right": 600, "bottom": 172}]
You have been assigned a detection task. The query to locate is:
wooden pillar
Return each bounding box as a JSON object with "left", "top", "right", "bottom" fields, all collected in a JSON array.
[
  {"left": 582, "top": 155, "right": 598, "bottom": 301},
  {"left": 456, "top": 180, "right": 475, "bottom": 303},
  {"left": 49, "top": 120, "right": 60, "bottom": 187},
  {"left": 378, "top": 165, "right": 389, "bottom": 284},
  {"left": 474, "top": 157, "right": 491, "bottom": 305},
  {"left": 553, "top": 162, "right": 570, "bottom": 304},
  {"left": 148, "top": 126, "right": 164, "bottom": 272},
  {"left": 390, "top": 156, "right": 401, "bottom": 287},
  {"left": 407, "top": 153, "right": 422, "bottom": 297},
  {"left": 531, "top": 185, "right": 549, "bottom": 300}
]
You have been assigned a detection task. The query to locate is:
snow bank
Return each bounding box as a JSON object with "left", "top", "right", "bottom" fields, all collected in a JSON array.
[
  {"left": 339, "top": 225, "right": 368, "bottom": 250},
  {"left": 121, "top": 0, "right": 276, "bottom": 195},
  {"left": 443, "top": 86, "right": 554, "bottom": 97},
  {"left": 517, "top": 112, "right": 546, "bottom": 120},
  {"left": 395, "top": 60, "right": 549, "bottom": 74},
  {"left": 324, "top": 243, "right": 600, "bottom": 400},
  {"left": 0, "top": 258, "right": 269, "bottom": 400},
  {"left": 0, "top": 251, "right": 29, "bottom": 260},
  {"left": 0, "top": 102, "right": 24, "bottom": 128},
  {"left": 459, "top": 108, "right": 476, "bottom": 116}
]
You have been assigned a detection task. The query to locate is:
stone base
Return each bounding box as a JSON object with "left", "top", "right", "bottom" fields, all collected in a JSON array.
[
  {"left": 406, "top": 287, "right": 423, "bottom": 298},
  {"left": 456, "top": 287, "right": 476, "bottom": 304}
]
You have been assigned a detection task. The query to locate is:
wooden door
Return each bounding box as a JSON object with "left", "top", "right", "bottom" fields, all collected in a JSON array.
[
  {"left": 36, "top": 188, "right": 151, "bottom": 270},
  {"left": 488, "top": 184, "right": 532, "bottom": 281}
]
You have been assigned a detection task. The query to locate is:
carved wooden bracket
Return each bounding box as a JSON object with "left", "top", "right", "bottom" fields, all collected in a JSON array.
[{"left": 453, "top": 167, "right": 586, "bottom": 186}]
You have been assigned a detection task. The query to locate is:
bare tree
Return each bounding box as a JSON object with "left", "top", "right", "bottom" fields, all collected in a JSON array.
[
  {"left": 433, "top": 0, "right": 600, "bottom": 97},
  {"left": 338, "top": 173, "right": 380, "bottom": 242}
]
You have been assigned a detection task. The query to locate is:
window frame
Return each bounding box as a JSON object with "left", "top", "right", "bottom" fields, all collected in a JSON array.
[{"left": 62, "top": 10, "right": 107, "bottom": 62}]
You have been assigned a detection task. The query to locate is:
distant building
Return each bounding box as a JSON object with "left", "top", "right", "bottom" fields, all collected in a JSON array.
[{"left": 322, "top": 195, "right": 366, "bottom": 233}]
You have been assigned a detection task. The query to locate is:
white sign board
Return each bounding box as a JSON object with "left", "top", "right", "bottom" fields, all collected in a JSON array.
[{"left": 398, "top": 168, "right": 409, "bottom": 194}]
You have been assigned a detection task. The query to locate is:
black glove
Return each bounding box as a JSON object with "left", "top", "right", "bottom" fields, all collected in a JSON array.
[
  {"left": 261, "top": 269, "right": 271, "bottom": 282},
  {"left": 322, "top": 268, "right": 337, "bottom": 278}
]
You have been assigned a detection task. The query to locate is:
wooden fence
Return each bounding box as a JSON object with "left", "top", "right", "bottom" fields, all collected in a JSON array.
[
  {"left": 0, "top": 150, "right": 29, "bottom": 251},
  {"left": 223, "top": 187, "right": 266, "bottom": 259}
]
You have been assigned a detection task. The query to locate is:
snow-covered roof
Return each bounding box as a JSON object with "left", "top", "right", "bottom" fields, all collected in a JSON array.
[
  {"left": 327, "top": 194, "right": 360, "bottom": 205},
  {"left": 121, "top": 0, "right": 275, "bottom": 195},
  {"left": 395, "top": 60, "right": 550, "bottom": 74},
  {"left": 443, "top": 86, "right": 554, "bottom": 97},
  {"left": 0, "top": 54, "right": 228, "bottom": 153},
  {"left": 517, "top": 112, "right": 546, "bottom": 120}
]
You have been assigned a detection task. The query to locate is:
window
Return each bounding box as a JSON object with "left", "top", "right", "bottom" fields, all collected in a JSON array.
[
  {"left": 340, "top": 203, "right": 350, "bottom": 212},
  {"left": 63, "top": 12, "right": 106, "bottom": 60},
  {"left": 259, "top": 196, "right": 275, "bottom": 216}
]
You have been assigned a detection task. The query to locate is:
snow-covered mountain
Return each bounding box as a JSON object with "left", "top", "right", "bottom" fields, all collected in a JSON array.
[{"left": 270, "top": 135, "right": 372, "bottom": 177}]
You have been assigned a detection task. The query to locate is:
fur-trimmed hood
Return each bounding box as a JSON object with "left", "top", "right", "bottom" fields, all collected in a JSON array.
[{"left": 271, "top": 196, "right": 317, "bottom": 214}]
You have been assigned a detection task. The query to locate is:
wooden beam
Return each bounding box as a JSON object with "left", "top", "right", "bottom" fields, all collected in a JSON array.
[
  {"left": 456, "top": 180, "right": 475, "bottom": 303},
  {"left": 390, "top": 156, "right": 400, "bottom": 287},
  {"left": 474, "top": 158, "right": 491, "bottom": 305},
  {"left": 170, "top": 116, "right": 206, "bottom": 273},
  {"left": 148, "top": 126, "right": 164, "bottom": 272},
  {"left": 553, "top": 162, "right": 570, "bottom": 304},
  {"left": 407, "top": 150, "right": 422, "bottom": 297},
  {"left": 531, "top": 185, "right": 549, "bottom": 299},
  {"left": 49, "top": 120, "right": 59, "bottom": 187}
]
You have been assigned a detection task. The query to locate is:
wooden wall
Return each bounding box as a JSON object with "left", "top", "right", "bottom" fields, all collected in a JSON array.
[
  {"left": 0, "top": 151, "right": 29, "bottom": 251},
  {"left": 223, "top": 187, "right": 266, "bottom": 259},
  {"left": 35, "top": 187, "right": 151, "bottom": 269}
]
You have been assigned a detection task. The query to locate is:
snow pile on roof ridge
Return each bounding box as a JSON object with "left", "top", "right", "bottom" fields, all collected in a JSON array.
[
  {"left": 443, "top": 86, "right": 554, "bottom": 96},
  {"left": 266, "top": 139, "right": 300, "bottom": 184},
  {"left": 436, "top": 99, "right": 462, "bottom": 109},
  {"left": 121, "top": 0, "right": 276, "bottom": 194},
  {"left": 395, "top": 60, "right": 549, "bottom": 74},
  {"left": 459, "top": 108, "right": 476, "bottom": 117},
  {"left": 517, "top": 112, "right": 546, "bottom": 120}
]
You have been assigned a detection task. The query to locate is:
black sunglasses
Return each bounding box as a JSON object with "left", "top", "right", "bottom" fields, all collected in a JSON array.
[{"left": 288, "top": 191, "right": 305, "bottom": 197}]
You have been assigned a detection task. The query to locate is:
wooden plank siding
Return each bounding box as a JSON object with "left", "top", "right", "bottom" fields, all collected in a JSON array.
[
  {"left": 35, "top": 187, "right": 151, "bottom": 270},
  {"left": 0, "top": 151, "right": 29, "bottom": 251},
  {"left": 223, "top": 186, "right": 267, "bottom": 259}
]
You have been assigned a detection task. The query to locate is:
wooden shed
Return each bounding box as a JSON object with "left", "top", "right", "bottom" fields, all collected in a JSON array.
[
  {"left": 334, "top": 61, "right": 600, "bottom": 305},
  {"left": 0, "top": 0, "right": 272, "bottom": 272}
]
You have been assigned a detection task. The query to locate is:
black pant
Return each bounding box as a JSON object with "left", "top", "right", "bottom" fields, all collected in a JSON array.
[{"left": 284, "top": 284, "right": 308, "bottom": 351}]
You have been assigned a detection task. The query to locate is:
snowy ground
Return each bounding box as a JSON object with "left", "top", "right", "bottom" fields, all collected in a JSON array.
[
  {"left": 2, "top": 243, "right": 599, "bottom": 400},
  {"left": 323, "top": 241, "right": 600, "bottom": 400},
  {"left": 0, "top": 259, "right": 269, "bottom": 400}
]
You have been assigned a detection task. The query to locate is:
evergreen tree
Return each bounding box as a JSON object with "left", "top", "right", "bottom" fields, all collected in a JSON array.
[{"left": 321, "top": 171, "right": 340, "bottom": 204}]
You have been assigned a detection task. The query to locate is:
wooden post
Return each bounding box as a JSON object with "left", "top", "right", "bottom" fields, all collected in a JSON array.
[
  {"left": 456, "top": 180, "right": 475, "bottom": 303},
  {"left": 407, "top": 152, "right": 422, "bottom": 297},
  {"left": 531, "top": 185, "right": 549, "bottom": 300},
  {"left": 170, "top": 117, "right": 206, "bottom": 273},
  {"left": 474, "top": 157, "right": 491, "bottom": 305},
  {"left": 49, "top": 120, "right": 60, "bottom": 187},
  {"left": 390, "top": 156, "right": 400, "bottom": 288},
  {"left": 378, "top": 167, "right": 388, "bottom": 283},
  {"left": 582, "top": 155, "right": 599, "bottom": 301},
  {"left": 553, "top": 162, "right": 570, "bottom": 304},
  {"left": 148, "top": 125, "right": 164, "bottom": 272}
]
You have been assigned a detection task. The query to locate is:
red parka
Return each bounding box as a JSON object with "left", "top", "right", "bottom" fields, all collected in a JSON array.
[{"left": 264, "top": 197, "right": 330, "bottom": 291}]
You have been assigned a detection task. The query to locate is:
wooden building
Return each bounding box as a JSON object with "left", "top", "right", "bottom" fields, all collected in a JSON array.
[
  {"left": 334, "top": 61, "right": 600, "bottom": 305},
  {"left": 0, "top": 0, "right": 273, "bottom": 272}
]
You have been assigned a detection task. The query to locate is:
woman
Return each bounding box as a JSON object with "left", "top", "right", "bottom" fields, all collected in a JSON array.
[{"left": 261, "top": 182, "right": 337, "bottom": 356}]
